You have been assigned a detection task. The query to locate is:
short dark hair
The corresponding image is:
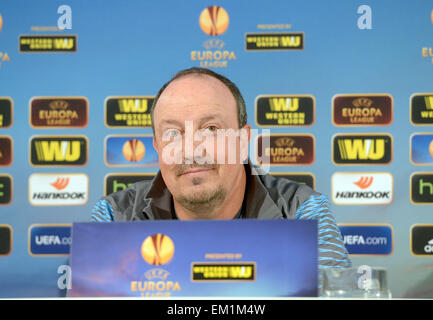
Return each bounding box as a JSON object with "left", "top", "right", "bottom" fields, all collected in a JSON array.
[{"left": 150, "top": 67, "right": 247, "bottom": 133}]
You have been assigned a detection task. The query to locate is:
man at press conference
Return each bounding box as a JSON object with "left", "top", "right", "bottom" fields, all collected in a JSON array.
[{"left": 91, "top": 67, "right": 351, "bottom": 281}]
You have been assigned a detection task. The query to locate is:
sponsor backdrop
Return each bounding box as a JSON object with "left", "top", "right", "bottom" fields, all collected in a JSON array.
[{"left": 0, "top": 0, "right": 432, "bottom": 298}]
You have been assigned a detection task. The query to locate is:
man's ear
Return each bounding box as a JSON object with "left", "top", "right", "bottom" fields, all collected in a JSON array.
[
  {"left": 239, "top": 124, "right": 251, "bottom": 162},
  {"left": 152, "top": 135, "right": 159, "bottom": 154},
  {"left": 244, "top": 124, "right": 252, "bottom": 143}
]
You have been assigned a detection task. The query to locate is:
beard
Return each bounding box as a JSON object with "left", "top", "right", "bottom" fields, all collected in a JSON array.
[
  {"left": 172, "top": 161, "right": 226, "bottom": 217},
  {"left": 175, "top": 183, "right": 227, "bottom": 217}
]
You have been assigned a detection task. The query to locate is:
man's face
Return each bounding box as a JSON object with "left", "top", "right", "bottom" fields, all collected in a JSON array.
[{"left": 152, "top": 74, "right": 250, "bottom": 214}]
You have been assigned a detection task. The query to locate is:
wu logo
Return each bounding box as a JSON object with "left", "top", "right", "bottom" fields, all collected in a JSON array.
[
  {"left": 35, "top": 141, "right": 80, "bottom": 161},
  {"left": 333, "top": 134, "right": 392, "bottom": 164},
  {"left": 54, "top": 38, "right": 74, "bottom": 50},
  {"left": 31, "top": 136, "right": 87, "bottom": 166},
  {"left": 118, "top": 99, "right": 148, "bottom": 113},
  {"left": 338, "top": 139, "right": 385, "bottom": 160},
  {"left": 410, "top": 94, "right": 433, "bottom": 124},
  {"left": 425, "top": 96, "right": 433, "bottom": 110},
  {"left": 269, "top": 98, "right": 299, "bottom": 112},
  {"left": 280, "top": 36, "right": 302, "bottom": 47}
]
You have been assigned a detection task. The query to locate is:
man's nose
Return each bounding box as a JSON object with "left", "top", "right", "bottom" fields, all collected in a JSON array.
[{"left": 183, "top": 133, "right": 208, "bottom": 165}]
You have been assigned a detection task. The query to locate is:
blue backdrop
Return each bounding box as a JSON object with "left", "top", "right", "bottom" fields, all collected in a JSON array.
[{"left": 0, "top": 0, "right": 432, "bottom": 298}]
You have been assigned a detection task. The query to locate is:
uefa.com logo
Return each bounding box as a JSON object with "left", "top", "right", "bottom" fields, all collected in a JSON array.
[
  {"left": 29, "top": 173, "right": 89, "bottom": 206},
  {"left": 28, "top": 224, "right": 71, "bottom": 256},
  {"left": 331, "top": 172, "right": 393, "bottom": 205},
  {"left": 152, "top": 121, "right": 272, "bottom": 174},
  {"left": 339, "top": 224, "right": 393, "bottom": 256}
]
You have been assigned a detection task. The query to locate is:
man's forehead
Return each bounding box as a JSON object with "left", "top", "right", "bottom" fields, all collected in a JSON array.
[{"left": 157, "top": 74, "right": 235, "bottom": 107}]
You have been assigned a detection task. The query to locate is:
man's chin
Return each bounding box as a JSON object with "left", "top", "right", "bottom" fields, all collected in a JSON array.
[
  {"left": 181, "top": 184, "right": 214, "bottom": 199},
  {"left": 178, "top": 185, "right": 225, "bottom": 205}
]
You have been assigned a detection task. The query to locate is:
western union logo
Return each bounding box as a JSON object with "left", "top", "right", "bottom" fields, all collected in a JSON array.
[
  {"left": 424, "top": 96, "right": 433, "bottom": 110},
  {"left": 117, "top": 99, "right": 149, "bottom": 113},
  {"left": 269, "top": 98, "right": 299, "bottom": 111},
  {"left": 106, "top": 96, "right": 154, "bottom": 127},
  {"left": 420, "top": 96, "right": 433, "bottom": 119},
  {"left": 411, "top": 94, "right": 433, "bottom": 124},
  {"left": 20, "top": 35, "right": 77, "bottom": 52},
  {"left": 256, "top": 95, "right": 314, "bottom": 126},
  {"left": 333, "top": 134, "right": 392, "bottom": 165},
  {"left": 338, "top": 139, "right": 384, "bottom": 160},
  {"left": 192, "top": 263, "right": 255, "bottom": 281},
  {"left": 30, "top": 136, "right": 87, "bottom": 166},
  {"left": 35, "top": 141, "right": 80, "bottom": 161},
  {"left": 0, "top": 98, "right": 12, "bottom": 128},
  {"left": 246, "top": 33, "right": 304, "bottom": 50}
]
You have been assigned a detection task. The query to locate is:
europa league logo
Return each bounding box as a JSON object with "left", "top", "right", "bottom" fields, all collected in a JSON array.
[
  {"left": 429, "top": 139, "right": 433, "bottom": 159},
  {"left": 199, "top": 6, "right": 229, "bottom": 36},
  {"left": 141, "top": 234, "right": 175, "bottom": 266},
  {"left": 122, "top": 139, "right": 145, "bottom": 162}
]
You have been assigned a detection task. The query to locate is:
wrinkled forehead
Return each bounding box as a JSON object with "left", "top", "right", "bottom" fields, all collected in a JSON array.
[{"left": 155, "top": 74, "right": 237, "bottom": 115}]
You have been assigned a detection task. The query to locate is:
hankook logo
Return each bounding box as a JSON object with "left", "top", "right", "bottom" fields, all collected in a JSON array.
[
  {"left": 332, "top": 172, "right": 393, "bottom": 205},
  {"left": 29, "top": 173, "right": 88, "bottom": 206},
  {"left": 51, "top": 177, "right": 69, "bottom": 190},
  {"left": 354, "top": 176, "right": 373, "bottom": 189},
  {"left": 141, "top": 234, "right": 175, "bottom": 266},
  {"left": 333, "top": 134, "right": 392, "bottom": 165}
]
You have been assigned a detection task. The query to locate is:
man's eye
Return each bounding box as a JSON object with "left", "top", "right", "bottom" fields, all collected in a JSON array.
[
  {"left": 167, "top": 129, "right": 181, "bottom": 137},
  {"left": 205, "top": 126, "right": 217, "bottom": 132}
]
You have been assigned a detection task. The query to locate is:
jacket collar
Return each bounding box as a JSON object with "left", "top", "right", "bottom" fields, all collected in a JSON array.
[{"left": 141, "top": 160, "right": 284, "bottom": 220}]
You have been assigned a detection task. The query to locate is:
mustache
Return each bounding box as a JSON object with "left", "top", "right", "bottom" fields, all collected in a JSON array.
[{"left": 175, "top": 162, "right": 217, "bottom": 176}]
